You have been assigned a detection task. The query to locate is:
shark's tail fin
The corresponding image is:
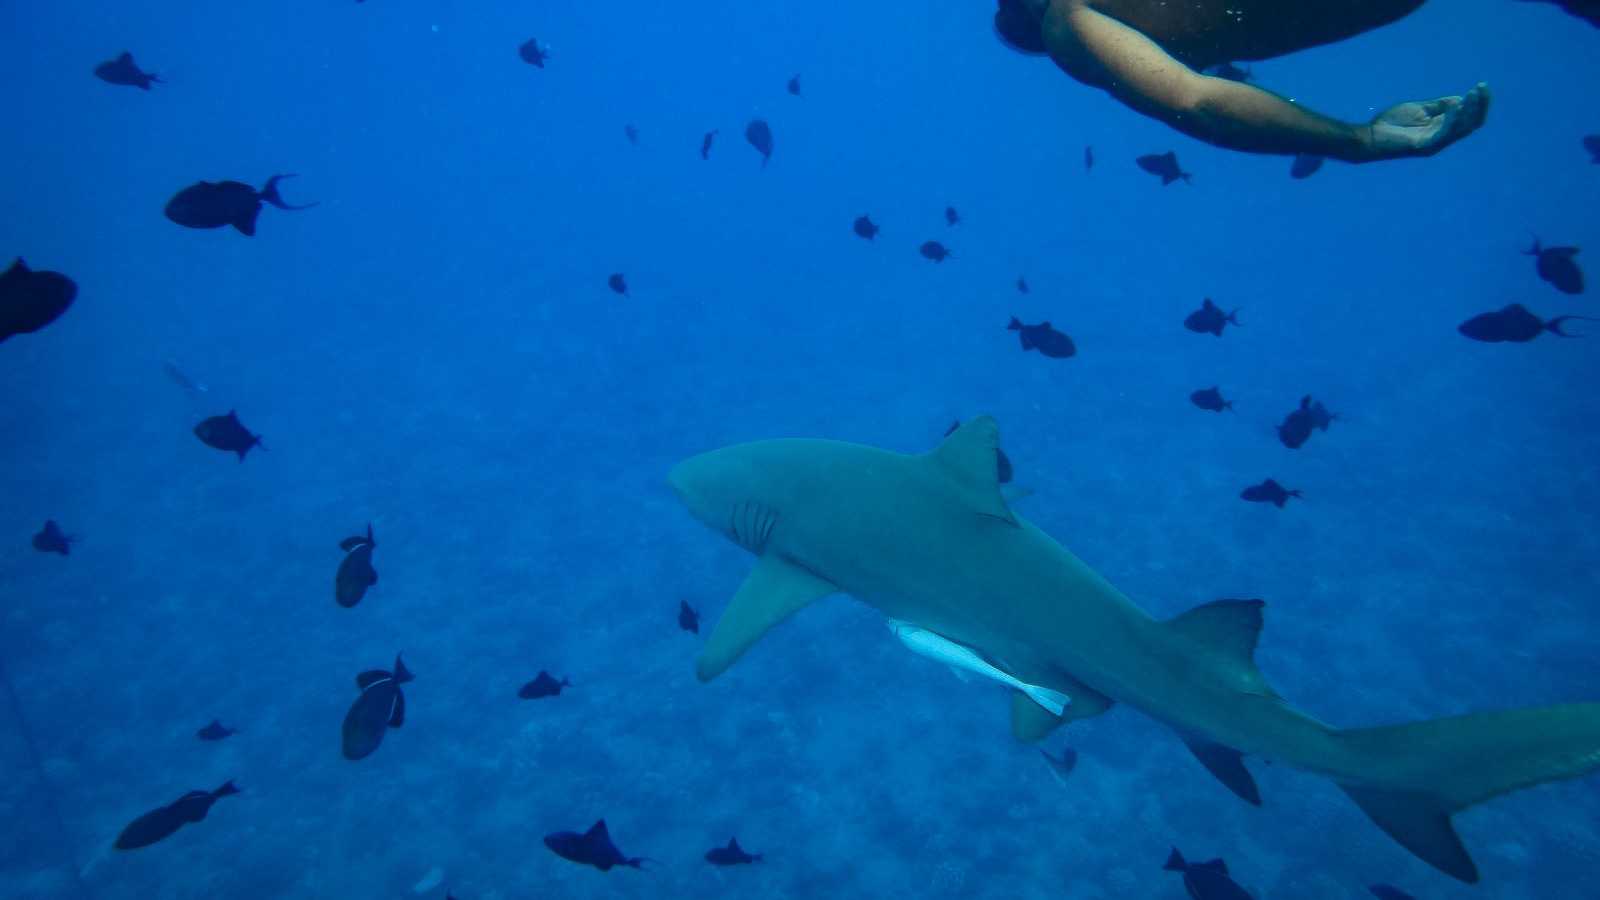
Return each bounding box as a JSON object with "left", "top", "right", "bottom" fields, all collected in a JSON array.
[{"left": 1333, "top": 702, "right": 1600, "bottom": 883}]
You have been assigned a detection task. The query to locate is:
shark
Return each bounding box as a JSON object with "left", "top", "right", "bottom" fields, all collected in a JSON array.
[{"left": 668, "top": 417, "right": 1600, "bottom": 884}]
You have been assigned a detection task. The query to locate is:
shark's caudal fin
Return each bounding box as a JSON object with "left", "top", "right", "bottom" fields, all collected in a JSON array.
[
  {"left": 697, "top": 554, "right": 837, "bottom": 682},
  {"left": 1333, "top": 703, "right": 1600, "bottom": 883}
]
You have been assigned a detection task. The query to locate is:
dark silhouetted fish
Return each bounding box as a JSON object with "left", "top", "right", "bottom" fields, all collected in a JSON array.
[
  {"left": 705, "top": 837, "right": 761, "bottom": 865},
  {"left": 1204, "top": 61, "right": 1253, "bottom": 82},
  {"left": 678, "top": 600, "right": 700, "bottom": 634},
  {"left": 1016, "top": 276, "right": 1030, "bottom": 294},
  {"left": 114, "top": 781, "right": 238, "bottom": 850},
  {"left": 745, "top": 119, "right": 772, "bottom": 167},
  {"left": 196, "top": 720, "right": 236, "bottom": 741},
  {"left": 945, "top": 206, "right": 960, "bottom": 226},
  {"left": 1039, "top": 745, "right": 1078, "bottom": 784},
  {"left": 787, "top": 74, "right": 801, "bottom": 96},
  {"left": 624, "top": 124, "right": 640, "bottom": 146},
  {"left": 518, "top": 670, "right": 570, "bottom": 699},
  {"left": 544, "top": 820, "right": 648, "bottom": 871},
  {"left": 919, "top": 241, "right": 952, "bottom": 262},
  {"left": 335, "top": 524, "right": 378, "bottom": 608},
  {"left": 162, "top": 359, "right": 208, "bottom": 394},
  {"left": 1137, "top": 151, "right": 1191, "bottom": 185},
  {"left": 165, "top": 175, "right": 316, "bottom": 236},
  {"left": 1526, "top": 238, "right": 1584, "bottom": 294},
  {"left": 31, "top": 520, "right": 76, "bottom": 555},
  {"left": 1184, "top": 298, "right": 1239, "bottom": 336},
  {"left": 1586, "top": 135, "right": 1600, "bottom": 163},
  {"left": 342, "top": 654, "right": 412, "bottom": 760},
  {"left": 1163, "top": 848, "right": 1252, "bottom": 900},
  {"left": 1085, "top": 146, "right": 1094, "bottom": 170},
  {"left": 700, "top": 130, "right": 717, "bottom": 160},
  {"left": 94, "top": 51, "right": 162, "bottom": 90},
  {"left": 0, "top": 258, "right": 77, "bottom": 343},
  {"left": 1277, "top": 395, "right": 1335, "bottom": 449},
  {"left": 946, "top": 419, "right": 1013, "bottom": 483},
  {"left": 518, "top": 38, "right": 548, "bottom": 68},
  {"left": 1457, "top": 304, "right": 1593, "bottom": 343},
  {"left": 1241, "top": 479, "right": 1301, "bottom": 508},
  {"left": 194, "top": 411, "right": 263, "bottom": 461},
  {"left": 608, "top": 273, "right": 629, "bottom": 297},
  {"left": 1008, "top": 317, "right": 1075, "bottom": 359},
  {"left": 1189, "top": 387, "right": 1232, "bottom": 413},
  {"left": 1369, "top": 885, "right": 1415, "bottom": 900},
  {"left": 1517, "top": 0, "right": 1600, "bottom": 26},
  {"left": 852, "top": 215, "right": 879, "bottom": 240},
  {"left": 1289, "top": 154, "right": 1324, "bottom": 179}
]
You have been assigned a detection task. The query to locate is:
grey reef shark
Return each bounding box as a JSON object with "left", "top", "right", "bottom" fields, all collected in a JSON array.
[{"left": 669, "top": 417, "right": 1600, "bottom": 884}]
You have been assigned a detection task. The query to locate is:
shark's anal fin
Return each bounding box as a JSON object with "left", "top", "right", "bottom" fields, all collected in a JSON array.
[
  {"left": 928, "top": 416, "right": 1016, "bottom": 525},
  {"left": 1182, "top": 736, "right": 1261, "bottom": 805},
  {"left": 1010, "top": 674, "right": 1113, "bottom": 742},
  {"left": 697, "top": 554, "right": 837, "bottom": 682},
  {"left": 1167, "top": 598, "right": 1278, "bottom": 698},
  {"left": 1339, "top": 785, "right": 1476, "bottom": 883}
]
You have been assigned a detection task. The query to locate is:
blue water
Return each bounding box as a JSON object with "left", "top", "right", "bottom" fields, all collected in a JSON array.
[{"left": 2, "top": 2, "right": 1598, "bottom": 898}]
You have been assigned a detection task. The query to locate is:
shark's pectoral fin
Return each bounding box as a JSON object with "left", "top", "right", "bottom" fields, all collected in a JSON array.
[
  {"left": 928, "top": 416, "right": 1016, "bottom": 525},
  {"left": 1182, "top": 737, "right": 1261, "bottom": 805},
  {"left": 697, "top": 554, "right": 837, "bottom": 682},
  {"left": 1010, "top": 675, "right": 1113, "bottom": 742},
  {"left": 1167, "top": 599, "right": 1279, "bottom": 698}
]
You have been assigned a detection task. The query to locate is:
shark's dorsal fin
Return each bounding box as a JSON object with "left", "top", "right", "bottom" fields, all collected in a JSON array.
[
  {"left": 1167, "top": 599, "right": 1277, "bottom": 697},
  {"left": 928, "top": 415, "right": 1015, "bottom": 525},
  {"left": 697, "top": 554, "right": 837, "bottom": 682}
]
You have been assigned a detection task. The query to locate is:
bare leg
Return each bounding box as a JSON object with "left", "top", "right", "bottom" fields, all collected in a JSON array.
[{"left": 1035, "top": 0, "right": 1489, "bottom": 162}]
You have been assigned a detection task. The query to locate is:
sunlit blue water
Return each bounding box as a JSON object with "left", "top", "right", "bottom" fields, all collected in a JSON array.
[{"left": 2, "top": 2, "right": 1597, "bottom": 898}]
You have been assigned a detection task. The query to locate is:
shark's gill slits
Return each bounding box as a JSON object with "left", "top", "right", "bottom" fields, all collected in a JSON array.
[{"left": 727, "top": 501, "right": 779, "bottom": 553}]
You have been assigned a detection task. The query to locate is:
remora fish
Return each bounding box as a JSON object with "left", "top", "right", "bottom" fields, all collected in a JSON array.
[{"left": 889, "top": 619, "right": 1068, "bottom": 715}]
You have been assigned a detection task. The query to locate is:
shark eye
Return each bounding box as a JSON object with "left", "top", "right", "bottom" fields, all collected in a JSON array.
[{"left": 727, "top": 501, "right": 779, "bottom": 553}]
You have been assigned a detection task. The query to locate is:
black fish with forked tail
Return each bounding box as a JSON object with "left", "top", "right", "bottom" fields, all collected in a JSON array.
[
  {"left": 194, "top": 411, "right": 263, "bottom": 461},
  {"left": 1458, "top": 304, "right": 1595, "bottom": 343},
  {"left": 114, "top": 782, "right": 239, "bottom": 850},
  {"left": 342, "top": 654, "right": 413, "bottom": 760},
  {"left": 335, "top": 524, "right": 378, "bottom": 608},
  {"left": 94, "top": 51, "right": 162, "bottom": 90},
  {"left": 165, "top": 174, "right": 317, "bottom": 236}
]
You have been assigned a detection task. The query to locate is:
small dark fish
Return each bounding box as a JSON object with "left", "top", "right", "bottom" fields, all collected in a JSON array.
[
  {"left": 341, "top": 654, "right": 413, "bottom": 760},
  {"left": 162, "top": 359, "right": 208, "bottom": 394},
  {"left": 1085, "top": 146, "right": 1094, "bottom": 170},
  {"left": 544, "top": 820, "right": 648, "bottom": 871},
  {"left": 787, "top": 74, "right": 801, "bottom": 96},
  {"left": 1136, "top": 151, "right": 1192, "bottom": 185},
  {"left": 518, "top": 38, "right": 548, "bottom": 68},
  {"left": 945, "top": 206, "right": 960, "bottom": 226},
  {"left": 608, "top": 273, "right": 629, "bottom": 297},
  {"left": 678, "top": 600, "right": 700, "bottom": 634},
  {"left": 196, "top": 720, "right": 236, "bottom": 741},
  {"left": 1369, "top": 885, "right": 1415, "bottom": 900},
  {"left": 1518, "top": 0, "right": 1600, "bottom": 27},
  {"left": 1586, "top": 135, "right": 1600, "bottom": 163},
  {"left": 745, "top": 119, "right": 773, "bottom": 167},
  {"left": 114, "top": 781, "right": 239, "bottom": 850},
  {"left": 1007, "top": 317, "right": 1075, "bottom": 359},
  {"left": 94, "top": 51, "right": 162, "bottom": 90},
  {"left": 1277, "top": 395, "right": 1335, "bottom": 449},
  {"left": 1189, "top": 387, "right": 1232, "bottom": 413},
  {"left": 31, "top": 520, "right": 76, "bottom": 555},
  {"left": 1526, "top": 238, "right": 1584, "bottom": 294},
  {"left": 946, "top": 420, "right": 1013, "bottom": 483},
  {"left": 335, "top": 524, "right": 378, "bottom": 609},
  {"left": 1163, "top": 848, "right": 1253, "bottom": 900},
  {"left": 919, "top": 241, "right": 952, "bottom": 262},
  {"left": 1240, "top": 478, "right": 1301, "bottom": 509},
  {"left": 518, "top": 670, "right": 570, "bottom": 699},
  {"left": 1184, "top": 298, "right": 1239, "bottom": 337},
  {"left": 164, "top": 174, "right": 316, "bottom": 237},
  {"left": 1016, "top": 277, "right": 1030, "bottom": 294},
  {"left": 1039, "top": 746, "right": 1078, "bottom": 782},
  {"left": 852, "top": 215, "right": 879, "bottom": 240},
  {"left": 624, "top": 124, "right": 640, "bottom": 146},
  {"left": 705, "top": 837, "right": 762, "bottom": 866},
  {"left": 194, "top": 410, "right": 263, "bottom": 461},
  {"left": 1457, "top": 303, "right": 1593, "bottom": 343},
  {"left": 700, "top": 130, "right": 717, "bottom": 160},
  {"left": 0, "top": 258, "right": 77, "bottom": 343},
  {"left": 1204, "top": 61, "right": 1253, "bottom": 82},
  {"left": 1289, "top": 154, "right": 1325, "bottom": 179}
]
